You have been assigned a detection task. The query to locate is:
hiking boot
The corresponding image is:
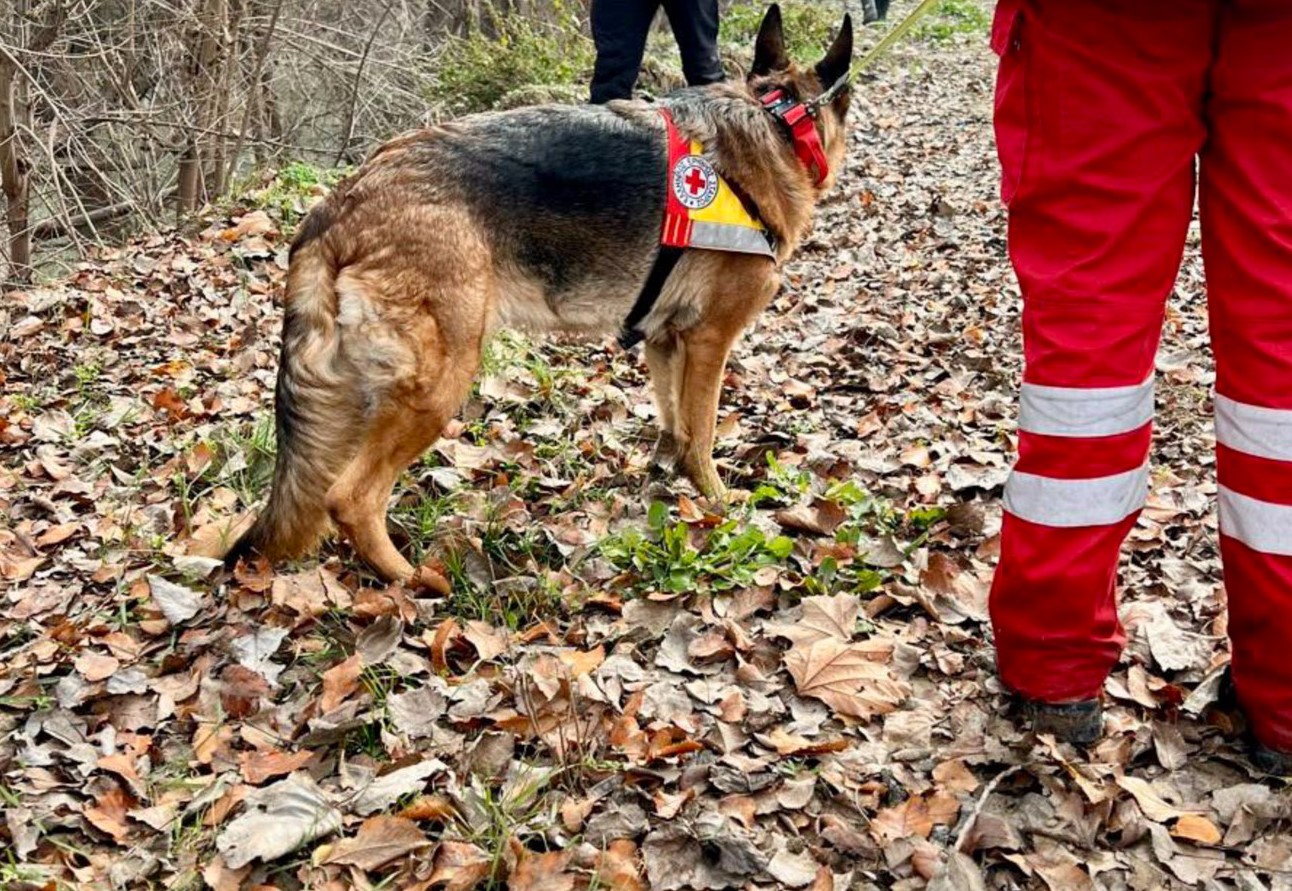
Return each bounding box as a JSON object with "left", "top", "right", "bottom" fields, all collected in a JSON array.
[
  {"left": 1024, "top": 698, "right": 1103, "bottom": 745},
  {"left": 1205, "top": 666, "right": 1292, "bottom": 776},
  {"left": 1252, "top": 743, "right": 1292, "bottom": 776}
]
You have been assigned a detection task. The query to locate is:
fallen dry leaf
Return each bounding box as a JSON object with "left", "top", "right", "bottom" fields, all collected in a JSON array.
[
  {"left": 428, "top": 840, "right": 492, "bottom": 891},
  {"left": 783, "top": 637, "right": 908, "bottom": 718},
  {"left": 1171, "top": 813, "right": 1222, "bottom": 846},
  {"left": 320, "top": 652, "right": 364, "bottom": 713},
  {"left": 215, "top": 773, "right": 343, "bottom": 868},
  {"left": 318, "top": 815, "right": 431, "bottom": 871}
]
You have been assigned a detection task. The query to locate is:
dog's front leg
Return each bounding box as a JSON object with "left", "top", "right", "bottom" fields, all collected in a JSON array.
[
  {"left": 645, "top": 337, "right": 682, "bottom": 476},
  {"left": 674, "top": 326, "right": 731, "bottom": 502}
]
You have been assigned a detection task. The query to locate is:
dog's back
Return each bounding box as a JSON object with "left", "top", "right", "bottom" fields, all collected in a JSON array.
[{"left": 296, "top": 105, "right": 668, "bottom": 331}]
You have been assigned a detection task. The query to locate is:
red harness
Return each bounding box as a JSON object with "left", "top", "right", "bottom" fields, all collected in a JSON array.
[
  {"left": 759, "top": 89, "right": 830, "bottom": 185},
  {"left": 758, "top": 73, "right": 850, "bottom": 186}
]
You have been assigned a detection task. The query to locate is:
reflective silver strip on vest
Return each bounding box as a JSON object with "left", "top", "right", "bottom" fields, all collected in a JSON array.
[
  {"left": 1219, "top": 487, "right": 1292, "bottom": 556},
  {"left": 1215, "top": 393, "right": 1292, "bottom": 462},
  {"left": 1019, "top": 376, "right": 1154, "bottom": 438},
  {"left": 1004, "top": 463, "right": 1150, "bottom": 528},
  {"left": 689, "top": 221, "right": 775, "bottom": 258}
]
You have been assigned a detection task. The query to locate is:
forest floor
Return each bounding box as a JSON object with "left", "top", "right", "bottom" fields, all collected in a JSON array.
[{"left": 2, "top": 8, "right": 1289, "bottom": 891}]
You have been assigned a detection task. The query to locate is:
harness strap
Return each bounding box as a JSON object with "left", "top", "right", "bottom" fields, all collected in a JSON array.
[
  {"left": 619, "top": 108, "right": 691, "bottom": 350},
  {"left": 618, "top": 246, "right": 683, "bottom": 349},
  {"left": 759, "top": 88, "right": 831, "bottom": 185}
]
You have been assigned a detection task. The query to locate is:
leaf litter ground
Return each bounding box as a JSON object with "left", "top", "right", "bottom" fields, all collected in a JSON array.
[{"left": 2, "top": 21, "right": 1289, "bottom": 891}]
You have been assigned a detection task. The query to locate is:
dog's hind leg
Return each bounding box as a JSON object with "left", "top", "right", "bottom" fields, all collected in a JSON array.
[
  {"left": 645, "top": 336, "right": 682, "bottom": 475},
  {"left": 325, "top": 332, "right": 482, "bottom": 582}
]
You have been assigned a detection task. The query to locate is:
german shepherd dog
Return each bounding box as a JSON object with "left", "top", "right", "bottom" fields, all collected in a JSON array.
[{"left": 230, "top": 5, "right": 854, "bottom": 581}]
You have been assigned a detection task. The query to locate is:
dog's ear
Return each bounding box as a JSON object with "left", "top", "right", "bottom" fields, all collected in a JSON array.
[
  {"left": 751, "top": 4, "right": 789, "bottom": 77},
  {"left": 815, "top": 14, "right": 853, "bottom": 89}
]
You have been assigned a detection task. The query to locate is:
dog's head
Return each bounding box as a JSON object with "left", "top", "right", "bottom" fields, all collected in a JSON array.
[{"left": 747, "top": 4, "right": 853, "bottom": 191}]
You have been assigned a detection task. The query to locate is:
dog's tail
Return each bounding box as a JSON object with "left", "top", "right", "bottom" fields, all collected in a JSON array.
[{"left": 226, "top": 225, "right": 364, "bottom": 567}]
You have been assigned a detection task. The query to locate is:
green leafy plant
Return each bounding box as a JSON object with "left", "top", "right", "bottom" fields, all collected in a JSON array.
[
  {"left": 601, "top": 501, "right": 794, "bottom": 593},
  {"left": 247, "top": 161, "right": 347, "bottom": 224}
]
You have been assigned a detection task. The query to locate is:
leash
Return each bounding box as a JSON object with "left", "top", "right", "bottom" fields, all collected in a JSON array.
[{"left": 855, "top": 0, "right": 944, "bottom": 73}]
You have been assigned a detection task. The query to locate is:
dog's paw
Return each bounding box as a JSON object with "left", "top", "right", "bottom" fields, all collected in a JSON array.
[{"left": 649, "top": 433, "right": 681, "bottom": 477}]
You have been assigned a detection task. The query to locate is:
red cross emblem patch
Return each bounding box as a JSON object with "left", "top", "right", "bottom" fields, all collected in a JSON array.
[{"left": 672, "top": 155, "right": 719, "bottom": 210}]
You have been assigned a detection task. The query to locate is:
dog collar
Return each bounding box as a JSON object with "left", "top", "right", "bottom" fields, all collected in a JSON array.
[{"left": 758, "top": 71, "right": 849, "bottom": 186}]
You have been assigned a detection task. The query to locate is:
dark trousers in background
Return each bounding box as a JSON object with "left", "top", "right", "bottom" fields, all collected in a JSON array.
[{"left": 590, "top": 0, "right": 724, "bottom": 104}]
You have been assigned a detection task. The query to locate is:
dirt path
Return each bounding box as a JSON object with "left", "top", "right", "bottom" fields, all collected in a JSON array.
[{"left": 0, "top": 15, "right": 1285, "bottom": 891}]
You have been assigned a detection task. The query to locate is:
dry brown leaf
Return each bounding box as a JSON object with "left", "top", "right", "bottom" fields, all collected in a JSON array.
[
  {"left": 230, "top": 209, "right": 276, "bottom": 238},
  {"left": 428, "top": 840, "right": 492, "bottom": 891},
  {"left": 194, "top": 722, "right": 235, "bottom": 765},
  {"left": 870, "top": 792, "right": 960, "bottom": 844},
  {"left": 96, "top": 752, "right": 141, "bottom": 787},
  {"left": 400, "top": 794, "right": 458, "bottom": 823},
  {"left": 320, "top": 652, "right": 364, "bottom": 713},
  {"left": 687, "top": 630, "right": 734, "bottom": 663},
  {"left": 561, "top": 796, "right": 594, "bottom": 833},
  {"left": 932, "top": 759, "right": 979, "bottom": 793},
  {"left": 203, "top": 784, "right": 249, "bottom": 828},
  {"left": 783, "top": 637, "right": 907, "bottom": 718},
  {"left": 0, "top": 553, "right": 44, "bottom": 581},
  {"left": 84, "top": 785, "right": 135, "bottom": 842},
  {"left": 319, "top": 815, "right": 431, "bottom": 871},
  {"left": 652, "top": 788, "right": 695, "bottom": 819},
  {"left": 1116, "top": 776, "right": 1184, "bottom": 823},
  {"left": 761, "top": 727, "right": 851, "bottom": 757},
  {"left": 462, "top": 620, "right": 509, "bottom": 661},
  {"left": 717, "top": 691, "right": 746, "bottom": 722},
  {"left": 239, "top": 748, "right": 314, "bottom": 785},
  {"left": 774, "top": 498, "right": 846, "bottom": 535},
  {"left": 720, "top": 795, "right": 757, "bottom": 829},
  {"left": 234, "top": 557, "right": 275, "bottom": 593},
  {"left": 768, "top": 594, "right": 860, "bottom": 647},
  {"left": 75, "top": 651, "right": 121, "bottom": 682},
  {"left": 1171, "top": 813, "right": 1222, "bottom": 846},
  {"left": 430, "top": 618, "right": 464, "bottom": 675},
  {"left": 557, "top": 644, "right": 605, "bottom": 677},
  {"left": 508, "top": 846, "right": 575, "bottom": 891},
  {"left": 593, "top": 839, "right": 647, "bottom": 891},
  {"left": 201, "top": 857, "right": 251, "bottom": 891},
  {"left": 36, "top": 521, "right": 81, "bottom": 546}
]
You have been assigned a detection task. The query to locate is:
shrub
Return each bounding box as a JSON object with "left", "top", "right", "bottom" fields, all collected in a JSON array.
[
  {"left": 719, "top": 1, "right": 839, "bottom": 61},
  {"left": 914, "top": 0, "right": 992, "bottom": 43},
  {"left": 430, "top": 6, "right": 596, "bottom": 114}
]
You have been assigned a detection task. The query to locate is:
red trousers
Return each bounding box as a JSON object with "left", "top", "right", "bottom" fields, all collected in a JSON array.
[{"left": 990, "top": 0, "right": 1292, "bottom": 750}]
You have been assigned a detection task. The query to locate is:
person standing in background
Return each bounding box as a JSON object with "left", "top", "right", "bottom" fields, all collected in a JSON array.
[{"left": 589, "top": 0, "right": 725, "bottom": 104}]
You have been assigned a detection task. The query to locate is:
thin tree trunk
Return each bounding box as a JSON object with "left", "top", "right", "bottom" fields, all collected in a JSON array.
[
  {"left": 176, "top": 138, "right": 200, "bottom": 218},
  {"left": 0, "top": 2, "right": 65, "bottom": 285},
  {"left": 178, "top": 0, "right": 227, "bottom": 217},
  {"left": 229, "top": 0, "right": 284, "bottom": 183},
  {"left": 0, "top": 58, "right": 32, "bottom": 284}
]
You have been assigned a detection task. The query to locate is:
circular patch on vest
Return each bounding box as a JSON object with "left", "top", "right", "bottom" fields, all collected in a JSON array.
[{"left": 672, "top": 155, "right": 719, "bottom": 210}]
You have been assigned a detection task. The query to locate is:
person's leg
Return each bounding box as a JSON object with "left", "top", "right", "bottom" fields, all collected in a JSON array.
[
  {"left": 661, "top": 0, "right": 724, "bottom": 87},
  {"left": 1200, "top": 0, "right": 1292, "bottom": 760},
  {"left": 590, "top": 0, "right": 660, "bottom": 103},
  {"left": 989, "top": 0, "right": 1214, "bottom": 721}
]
